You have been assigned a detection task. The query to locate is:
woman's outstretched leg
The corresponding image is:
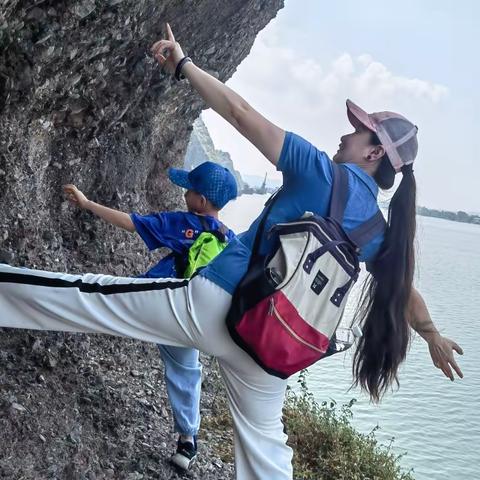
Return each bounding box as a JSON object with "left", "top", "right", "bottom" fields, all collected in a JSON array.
[
  {"left": 0, "top": 264, "right": 224, "bottom": 349},
  {"left": 0, "top": 264, "right": 294, "bottom": 478}
]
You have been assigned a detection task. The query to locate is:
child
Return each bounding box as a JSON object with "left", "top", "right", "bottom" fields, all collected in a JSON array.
[{"left": 63, "top": 160, "right": 237, "bottom": 470}]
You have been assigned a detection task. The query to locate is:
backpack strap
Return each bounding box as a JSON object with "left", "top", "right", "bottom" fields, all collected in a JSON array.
[
  {"left": 198, "top": 215, "right": 210, "bottom": 231},
  {"left": 250, "top": 187, "right": 283, "bottom": 262},
  {"left": 217, "top": 222, "right": 229, "bottom": 240},
  {"left": 348, "top": 209, "right": 386, "bottom": 248},
  {"left": 197, "top": 215, "right": 229, "bottom": 242},
  {"left": 329, "top": 163, "right": 386, "bottom": 249},
  {"left": 328, "top": 162, "right": 349, "bottom": 223}
]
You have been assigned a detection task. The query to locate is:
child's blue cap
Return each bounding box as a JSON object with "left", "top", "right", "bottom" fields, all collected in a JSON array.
[{"left": 168, "top": 161, "right": 238, "bottom": 209}]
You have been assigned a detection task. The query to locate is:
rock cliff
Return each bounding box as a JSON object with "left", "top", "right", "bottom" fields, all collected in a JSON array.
[{"left": 0, "top": 1, "right": 283, "bottom": 478}]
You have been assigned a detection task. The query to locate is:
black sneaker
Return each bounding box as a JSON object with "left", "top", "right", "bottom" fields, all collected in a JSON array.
[{"left": 170, "top": 436, "right": 197, "bottom": 471}]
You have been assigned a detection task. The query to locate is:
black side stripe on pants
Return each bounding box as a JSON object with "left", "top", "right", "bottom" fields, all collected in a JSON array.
[{"left": 0, "top": 272, "right": 189, "bottom": 295}]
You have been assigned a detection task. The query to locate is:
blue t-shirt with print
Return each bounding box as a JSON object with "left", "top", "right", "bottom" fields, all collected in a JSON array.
[
  {"left": 130, "top": 211, "right": 236, "bottom": 278},
  {"left": 200, "top": 131, "right": 385, "bottom": 294}
]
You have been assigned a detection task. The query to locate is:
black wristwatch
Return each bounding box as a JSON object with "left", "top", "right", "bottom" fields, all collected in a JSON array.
[{"left": 175, "top": 56, "right": 192, "bottom": 81}]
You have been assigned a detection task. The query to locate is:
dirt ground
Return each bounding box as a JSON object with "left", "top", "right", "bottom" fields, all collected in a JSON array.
[{"left": 0, "top": 329, "right": 235, "bottom": 479}]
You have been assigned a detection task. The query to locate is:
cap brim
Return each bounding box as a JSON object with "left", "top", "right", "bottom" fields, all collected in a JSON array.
[
  {"left": 346, "top": 99, "right": 376, "bottom": 132},
  {"left": 168, "top": 168, "right": 192, "bottom": 190}
]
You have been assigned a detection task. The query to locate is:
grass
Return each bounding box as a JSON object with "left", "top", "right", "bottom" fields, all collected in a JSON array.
[{"left": 283, "top": 370, "right": 415, "bottom": 480}]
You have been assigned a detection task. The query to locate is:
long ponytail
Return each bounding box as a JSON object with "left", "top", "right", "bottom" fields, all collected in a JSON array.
[{"left": 353, "top": 134, "right": 417, "bottom": 401}]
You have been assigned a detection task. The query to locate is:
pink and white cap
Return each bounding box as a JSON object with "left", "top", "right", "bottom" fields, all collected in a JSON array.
[{"left": 346, "top": 99, "right": 418, "bottom": 172}]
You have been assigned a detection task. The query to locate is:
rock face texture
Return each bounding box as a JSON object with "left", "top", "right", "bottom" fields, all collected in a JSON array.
[
  {"left": 0, "top": 1, "right": 283, "bottom": 478},
  {"left": 0, "top": 0, "right": 282, "bottom": 273},
  {"left": 184, "top": 117, "right": 244, "bottom": 192}
]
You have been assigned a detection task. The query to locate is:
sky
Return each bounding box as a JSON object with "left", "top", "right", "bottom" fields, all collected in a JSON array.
[{"left": 202, "top": 0, "right": 480, "bottom": 212}]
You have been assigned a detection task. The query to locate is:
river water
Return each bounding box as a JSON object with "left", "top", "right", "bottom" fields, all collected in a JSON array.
[{"left": 221, "top": 193, "right": 480, "bottom": 479}]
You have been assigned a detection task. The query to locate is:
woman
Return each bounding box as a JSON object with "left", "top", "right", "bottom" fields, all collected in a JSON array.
[{"left": 0, "top": 24, "right": 463, "bottom": 480}]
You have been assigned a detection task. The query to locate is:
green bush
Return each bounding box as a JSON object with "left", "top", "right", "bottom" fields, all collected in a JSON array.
[{"left": 283, "top": 370, "right": 415, "bottom": 480}]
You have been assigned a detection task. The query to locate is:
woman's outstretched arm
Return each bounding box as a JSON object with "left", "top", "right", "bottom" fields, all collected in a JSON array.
[
  {"left": 408, "top": 287, "right": 464, "bottom": 381},
  {"left": 151, "top": 23, "right": 285, "bottom": 166}
]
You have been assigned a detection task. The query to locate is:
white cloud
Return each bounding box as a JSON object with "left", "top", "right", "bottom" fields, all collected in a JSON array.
[
  {"left": 230, "top": 32, "right": 448, "bottom": 110},
  {"left": 204, "top": 34, "right": 448, "bottom": 173},
  {"left": 354, "top": 58, "right": 448, "bottom": 103},
  {"left": 201, "top": 21, "right": 478, "bottom": 210}
]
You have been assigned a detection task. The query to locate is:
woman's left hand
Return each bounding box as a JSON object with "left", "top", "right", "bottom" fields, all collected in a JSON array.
[
  {"left": 426, "top": 333, "right": 464, "bottom": 381},
  {"left": 151, "top": 23, "right": 185, "bottom": 75}
]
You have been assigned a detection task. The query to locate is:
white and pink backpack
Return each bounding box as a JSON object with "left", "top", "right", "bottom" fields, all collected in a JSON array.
[{"left": 226, "top": 163, "right": 386, "bottom": 378}]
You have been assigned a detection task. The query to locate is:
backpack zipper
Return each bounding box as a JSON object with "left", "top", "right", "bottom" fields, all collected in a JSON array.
[{"left": 268, "top": 298, "right": 325, "bottom": 354}]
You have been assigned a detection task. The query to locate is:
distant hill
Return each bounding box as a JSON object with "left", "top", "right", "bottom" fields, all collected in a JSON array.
[
  {"left": 183, "top": 118, "right": 282, "bottom": 195},
  {"left": 184, "top": 117, "right": 244, "bottom": 192}
]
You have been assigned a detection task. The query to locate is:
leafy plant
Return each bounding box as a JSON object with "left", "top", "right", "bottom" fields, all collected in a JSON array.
[{"left": 283, "top": 370, "right": 415, "bottom": 480}]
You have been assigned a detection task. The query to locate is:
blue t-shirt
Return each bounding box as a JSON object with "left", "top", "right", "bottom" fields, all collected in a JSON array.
[
  {"left": 200, "top": 131, "right": 385, "bottom": 294},
  {"left": 130, "top": 211, "right": 235, "bottom": 278}
]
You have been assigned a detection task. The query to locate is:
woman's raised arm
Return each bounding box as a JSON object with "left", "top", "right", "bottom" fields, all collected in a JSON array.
[{"left": 151, "top": 24, "right": 285, "bottom": 166}]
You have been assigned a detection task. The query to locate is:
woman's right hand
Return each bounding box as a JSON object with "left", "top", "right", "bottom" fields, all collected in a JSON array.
[
  {"left": 150, "top": 23, "right": 285, "bottom": 167},
  {"left": 151, "top": 23, "right": 185, "bottom": 75},
  {"left": 63, "top": 184, "right": 89, "bottom": 209},
  {"left": 426, "top": 333, "right": 464, "bottom": 381}
]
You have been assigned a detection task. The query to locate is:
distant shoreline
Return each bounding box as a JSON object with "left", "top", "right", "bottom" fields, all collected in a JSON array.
[
  {"left": 236, "top": 196, "right": 480, "bottom": 227},
  {"left": 417, "top": 206, "right": 480, "bottom": 226}
]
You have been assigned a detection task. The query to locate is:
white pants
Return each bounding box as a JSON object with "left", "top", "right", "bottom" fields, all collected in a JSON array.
[{"left": 0, "top": 264, "right": 293, "bottom": 480}]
